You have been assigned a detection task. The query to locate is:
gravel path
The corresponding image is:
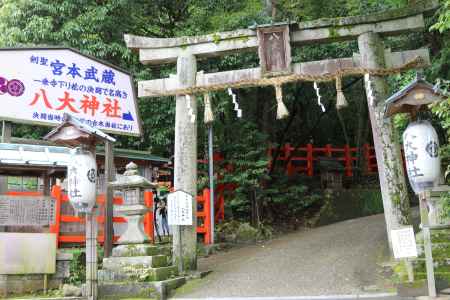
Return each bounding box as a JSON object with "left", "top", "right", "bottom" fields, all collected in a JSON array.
[{"left": 176, "top": 214, "right": 391, "bottom": 298}]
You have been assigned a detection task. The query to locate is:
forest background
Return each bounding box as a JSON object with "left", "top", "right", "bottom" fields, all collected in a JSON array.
[{"left": 0, "top": 0, "right": 448, "bottom": 231}]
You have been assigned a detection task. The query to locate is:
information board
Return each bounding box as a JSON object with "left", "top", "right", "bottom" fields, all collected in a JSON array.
[
  {"left": 0, "top": 48, "right": 141, "bottom": 136},
  {"left": 167, "top": 190, "right": 193, "bottom": 226},
  {"left": 0, "top": 233, "right": 56, "bottom": 274},
  {"left": 391, "top": 226, "right": 418, "bottom": 259}
]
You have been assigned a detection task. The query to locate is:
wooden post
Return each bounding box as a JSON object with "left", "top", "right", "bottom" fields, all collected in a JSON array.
[
  {"left": 173, "top": 53, "right": 198, "bottom": 272},
  {"left": 103, "top": 140, "right": 115, "bottom": 258},
  {"left": 1, "top": 121, "right": 11, "bottom": 143},
  {"left": 42, "top": 173, "right": 50, "bottom": 196},
  {"left": 420, "top": 191, "right": 437, "bottom": 297},
  {"left": 50, "top": 185, "right": 62, "bottom": 248},
  {"left": 307, "top": 143, "right": 314, "bottom": 177},
  {"left": 144, "top": 191, "right": 154, "bottom": 241},
  {"left": 203, "top": 188, "right": 211, "bottom": 244},
  {"left": 358, "top": 32, "right": 411, "bottom": 250},
  {"left": 344, "top": 145, "right": 352, "bottom": 177},
  {"left": 325, "top": 144, "right": 332, "bottom": 157},
  {"left": 285, "top": 143, "right": 292, "bottom": 176},
  {"left": 0, "top": 121, "right": 11, "bottom": 198},
  {"left": 86, "top": 211, "right": 98, "bottom": 300}
]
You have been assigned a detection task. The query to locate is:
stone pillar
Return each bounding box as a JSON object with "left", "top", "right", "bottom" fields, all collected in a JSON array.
[
  {"left": 173, "top": 53, "right": 198, "bottom": 271},
  {"left": 358, "top": 32, "right": 411, "bottom": 250}
]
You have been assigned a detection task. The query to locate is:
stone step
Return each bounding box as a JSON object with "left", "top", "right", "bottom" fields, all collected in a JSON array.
[
  {"left": 98, "top": 276, "right": 185, "bottom": 299},
  {"left": 112, "top": 244, "right": 160, "bottom": 257},
  {"left": 99, "top": 265, "right": 178, "bottom": 282},
  {"left": 98, "top": 281, "right": 158, "bottom": 298},
  {"left": 102, "top": 255, "right": 168, "bottom": 271}
]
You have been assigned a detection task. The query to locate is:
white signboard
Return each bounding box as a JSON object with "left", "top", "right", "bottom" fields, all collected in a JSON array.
[
  {"left": 0, "top": 48, "right": 141, "bottom": 136},
  {"left": 167, "top": 190, "right": 193, "bottom": 226},
  {"left": 391, "top": 226, "right": 418, "bottom": 259},
  {"left": 0, "top": 233, "right": 56, "bottom": 274}
]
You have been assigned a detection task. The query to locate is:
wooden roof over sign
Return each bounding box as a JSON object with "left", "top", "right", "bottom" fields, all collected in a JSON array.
[{"left": 384, "top": 75, "right": 447, "bottom": 118}]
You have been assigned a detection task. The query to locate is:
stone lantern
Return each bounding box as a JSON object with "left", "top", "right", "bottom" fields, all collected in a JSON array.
[{"left": 110, "top": 161, "right": 156, "bottom": 245}]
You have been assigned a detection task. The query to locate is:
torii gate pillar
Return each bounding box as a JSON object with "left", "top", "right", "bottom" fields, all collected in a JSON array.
[
  {"left": 173, "top": 53, "right": 198, "bottom": 271},
  {"left": 358, "top": 32, "right": 411, "bottom": 249}
]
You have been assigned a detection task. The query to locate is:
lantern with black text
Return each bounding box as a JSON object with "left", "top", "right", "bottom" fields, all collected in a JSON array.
[
  {"left": 67, "top": 147, "right": 97, "bottom": 213},
  {"left": 402, "top": 120, "right": 441, "bottom": 194}
]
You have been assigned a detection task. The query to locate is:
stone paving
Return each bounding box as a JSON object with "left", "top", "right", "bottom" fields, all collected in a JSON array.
[{"left": 174, "top": 214, "right": 392, "bottom": 298}]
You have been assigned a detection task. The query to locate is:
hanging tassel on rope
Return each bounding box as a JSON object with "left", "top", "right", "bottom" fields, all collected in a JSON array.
[
  {"left": 275, "top": 84, "right": 289, "bottom": 119},
  {"left": 203, "top": 93, "right": 214, "bottom": 124},
  {"left": 335, "top": 76, "right": 348, "bottom": 110}
]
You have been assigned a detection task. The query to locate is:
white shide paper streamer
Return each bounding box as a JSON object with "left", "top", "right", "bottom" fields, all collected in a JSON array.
[
  {"left": 228, "top": 88, "right": 242, "bottom": 118},
  {"left": 313, "top": 82, "right": 326, "bottom": 112}
]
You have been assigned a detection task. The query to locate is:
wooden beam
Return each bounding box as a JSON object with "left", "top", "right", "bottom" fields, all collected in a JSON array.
[
  {"left": 137, "top": 48, "right": 430, "bottom": 98},
  {"left": 125, "top": 1, "right": 437, "bottom": 65}
]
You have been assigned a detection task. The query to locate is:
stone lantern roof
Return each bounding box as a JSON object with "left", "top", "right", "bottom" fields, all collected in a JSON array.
[{"left": 109, "top": 161, "right": 156, "bottom": 189}]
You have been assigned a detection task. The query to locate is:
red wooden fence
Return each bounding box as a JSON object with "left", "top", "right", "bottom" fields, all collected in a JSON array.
[
  {"left": 196, "top": 188, "right": 211, "bottom": 244},
  {"left": 49, "top": 185, "right": 155, "bottom": 247},
  {"left": 268, "top": 143, "right": 378, "bottom": 177},
  {"left": 5, "top": 186, "right": 213, "bottom": 246}
]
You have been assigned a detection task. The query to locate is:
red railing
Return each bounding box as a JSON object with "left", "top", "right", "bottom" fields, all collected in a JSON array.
[
  {"left": 196, "top": 188, "right": 211, "bottom": 244},
  {"left": 50, "top": 185, "right": 154, "bottom": 247},
  {"left": 268, "top": 143, "right": 378, "bottom": 177},
  {"left": 5, "top": 187, "right": 213, "bottom": 246}
]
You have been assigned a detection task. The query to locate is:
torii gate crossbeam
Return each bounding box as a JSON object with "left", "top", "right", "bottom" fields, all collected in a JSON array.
[{"left": 126, "top": 1, "right": 439, "bottom": 271}]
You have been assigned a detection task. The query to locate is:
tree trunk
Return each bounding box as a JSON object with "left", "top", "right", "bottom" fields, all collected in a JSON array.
[
  {"left": 173, "top": 53, "right": 198, "bottom": 271},
  {"left": 358, "top": 32, "right": 411, "bottom": 251}
]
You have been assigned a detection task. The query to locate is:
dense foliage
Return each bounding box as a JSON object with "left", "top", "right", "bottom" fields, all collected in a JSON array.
[{"left": 0, "top": 0, "right": 448, "bottom": 227}]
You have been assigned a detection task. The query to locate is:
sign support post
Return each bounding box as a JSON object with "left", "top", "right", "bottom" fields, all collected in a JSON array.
[
  {"left": 420, "top": 191, "right": 437, "bottom": 298},
  {"left": 167, "top": 190, "right": 194, "bottom": 274},
  {"left": 103, "top": 140, "right": 115, "bottom": 258}
]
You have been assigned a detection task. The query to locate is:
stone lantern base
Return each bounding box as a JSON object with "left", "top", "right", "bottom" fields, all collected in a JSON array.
[{"left": 115, "top": 204, "right": 149, "bottom": 245}]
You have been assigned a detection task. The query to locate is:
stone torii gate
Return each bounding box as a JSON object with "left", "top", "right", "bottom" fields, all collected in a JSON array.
[{"left": 126, "top": 1, "right": 438, "bottom": 270}]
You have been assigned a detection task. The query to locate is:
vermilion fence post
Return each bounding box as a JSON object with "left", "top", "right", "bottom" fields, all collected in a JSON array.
[
  {"left": 203, "top": 188, "right": 211, "bottom": 244},
  {"left": 144, "top": 191, "right": 154, "bottom": 242},
  {"left": 325, "top": 144, "right": 332, "bottom": 157},
  {"left": 344, "top": 144, "right": 352, "bottom": 177},
  {"left": 50, "top": 185, "right": 62, "bottom": 248},
  {"left": 363, "top": 143, "right": 370, "bottom": 173},
  {"left": 267, "top": 145, "right": 273, "bottom": 169},
  {"left": 307, "top": 143, "right": 314, "bottom": 176},
  {"left": 285, "top": 143, "right": 293, "bottom": 176}
]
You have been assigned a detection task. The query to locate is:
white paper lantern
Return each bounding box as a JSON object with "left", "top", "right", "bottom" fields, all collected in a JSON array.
[
  {"left": 67, "top": 147, "right": 97, "bottom": 213},
  {"left": 402, "top": 120, "right": 441, "bottom": 194}
]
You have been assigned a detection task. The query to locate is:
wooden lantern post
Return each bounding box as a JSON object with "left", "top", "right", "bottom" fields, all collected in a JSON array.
[
  {"left": 44, "top": 113, "right": 116, "bottom": 300},
  {"left": 384, "top": 75, "right": 446, "bottom": 298}
]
